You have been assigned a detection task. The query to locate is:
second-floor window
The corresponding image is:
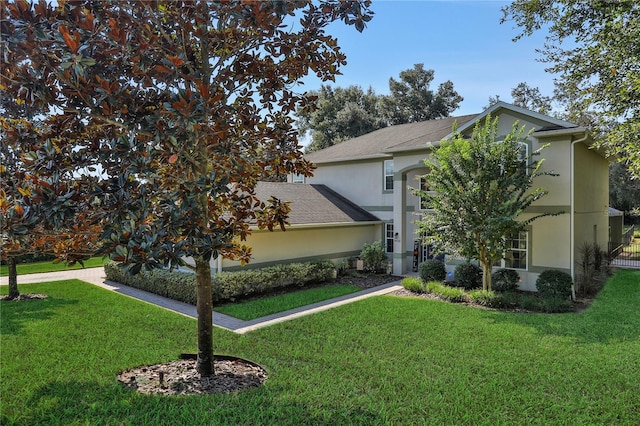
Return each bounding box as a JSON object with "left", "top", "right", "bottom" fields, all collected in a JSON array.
[
  {"left": 419, "top": 177, "right": 435, "bottom": 210},
  {"left": 384, "top": 160, "right": 394, "bottom": 191}
]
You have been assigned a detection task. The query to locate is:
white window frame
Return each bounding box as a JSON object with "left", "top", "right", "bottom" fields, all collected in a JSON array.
[
  {"left": 385, "top": 223, "right": 394, "bottom": 253},
  {"left": 384, "top": 160, "right": 394, "bottom": 191},
  {"left": 419, "top": 177, "right": 436, "bottom": 211},
  {"left": 292, "top": 173, "right": 305, "bottom": 184},
  {"left": 498, "top": 231, "right": 528, "bottom": 271}
]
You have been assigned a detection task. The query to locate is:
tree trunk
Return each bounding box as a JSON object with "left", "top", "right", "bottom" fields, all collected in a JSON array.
[
  {"left": 480, "top": 260, "right": 492, "bottom": 292},
  {"left": 194, "top": 257, "right": 214, "bottom": 377},
  {"left": 7, "top": 257, "right": 19, "bottom": 299}
]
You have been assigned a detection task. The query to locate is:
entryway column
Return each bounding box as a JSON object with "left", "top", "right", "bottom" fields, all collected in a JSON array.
[{"left": 392, "top": 171, "right": 407, "bottom": 275}]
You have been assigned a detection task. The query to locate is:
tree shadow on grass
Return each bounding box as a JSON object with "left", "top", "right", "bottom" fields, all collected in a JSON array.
[
  {"left": 480, "top": 270, "right": 640, "bottom": 344},
  {"left": 0, "top": 296, "right": 78, "bottom": 336},
  {"left": 17, "top": 380, "right": 380, "bottom": 426}
]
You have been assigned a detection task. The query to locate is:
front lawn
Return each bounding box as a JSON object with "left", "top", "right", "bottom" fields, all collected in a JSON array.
[
  {"left": 214, "top": 284, "right": 361, "bottom": 320},
  {"left": 0, "top": 256, "right": 107, "bottom": 276},
  {"left": 1, "top": 270, "right": 639, "bottom": 425}
]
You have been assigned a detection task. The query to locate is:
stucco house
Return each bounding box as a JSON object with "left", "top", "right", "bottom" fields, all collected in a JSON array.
[
  {"left": 215, "top": 181, "right": 382, "bottom": 271},
  {"left": 290, "top": 101, "right": 610, "bottom": 291}
]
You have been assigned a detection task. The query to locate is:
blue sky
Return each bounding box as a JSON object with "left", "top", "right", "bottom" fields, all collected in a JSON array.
[{"left": 302, "top": 0, "right": 555, "bottom": 116}]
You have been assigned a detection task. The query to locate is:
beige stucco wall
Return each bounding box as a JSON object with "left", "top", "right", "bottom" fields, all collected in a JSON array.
[
  {"left": 218, "top": 222, "right": 382, "bottom": 271},
  {"left": 573, "top": 142, "right": 609, "bottom": 258},
  {"left": 306, "top": 159, "right": 393, "bottom": 221}
]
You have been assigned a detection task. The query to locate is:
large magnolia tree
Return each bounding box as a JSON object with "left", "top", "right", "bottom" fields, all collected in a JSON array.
[
  {"left": 415, "top": 116, "right": 560, "bottom": 291},
  {"left": 1, "top": 0, "right": 373, "bottom": 377}
]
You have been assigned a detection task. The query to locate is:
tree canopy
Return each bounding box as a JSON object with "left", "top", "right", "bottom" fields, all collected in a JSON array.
[
  {"left": 298, "top": 84, "right": 383, "bottom": 152},
  {"left": 1, "top": 0, "right": 373, "bottom": 377},
  {"left": 381, "top": 63, "right": 463, "bottom": 126},
  {"left": 487, "top": 82, "right": 552, "bottom": 114},
  {"left": 297, "top": 63, "right": 462, "bottom": 152},
  {"left": 502, "top": 1, "right": 640, "bottom": 178},
  {"left": 415, "top": 115, "right": 559, "bottom": 291}
]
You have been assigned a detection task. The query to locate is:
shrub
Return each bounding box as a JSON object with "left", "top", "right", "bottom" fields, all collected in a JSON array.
[
  {"left": 426, "top": 281, "right": 466, "bottom": 303},
  {"left": 536, "top": 269, "right": 573, "bottom": 300},
  {"left": 104, "top": 261, "right": 197, "bottom": 304},
  {"left": 454, "top": 262, "right": 482, "bottom": 290},
  {"left": 359, "top": 241, "right": 388, "bottom": 273},
  {"left": 575, "top": 242, "right": 610, "bottom": 297},
  {"left": 537, "top": 296, "right": 574, "bottom": 313},
  {"left": 467, "top": 289, "right": 500, "bottom": 307},
  {"left": 419, "top": 259, "right": 446, "bottom": 283},
  {"left": 492, "top": 269, "right": 520, "bottom": 292},
  {"left": 105, "top": 260, "right": 336, "bottom": 304},
  {"left": 401, "top": 277, "right": 425, "bottom": 293}
]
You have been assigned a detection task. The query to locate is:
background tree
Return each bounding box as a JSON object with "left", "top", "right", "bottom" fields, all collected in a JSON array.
[
  {"left": 415, "top": 115, "right": 559, "bottom": 291},
  {"left": 298, "top": 63, "right": 462, "bottom": 151},
  {"left": 297, "top": 85, "right": 384, "bottom": 152},
  {"left": 487, "top": 82, "right": 552, "bottom": 114},
  {"left": 380, "top": 63, "right": 462, "bottom": 125},
  {"left": 609, "top": 162, "right": 640, "bottom": 215},
  {"left": 1, "top": 0, "right": 373, "bottom": 377},
  {"left": 0, "top": 95, "right": 100, "bottom": 299},
  {"left": 502, "top": 1, "right": 640, "bottom": 178}
]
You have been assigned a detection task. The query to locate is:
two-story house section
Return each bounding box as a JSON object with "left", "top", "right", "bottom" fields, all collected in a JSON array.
[{"left": 302, "top": 101, "right": 610, "bottom": 290}]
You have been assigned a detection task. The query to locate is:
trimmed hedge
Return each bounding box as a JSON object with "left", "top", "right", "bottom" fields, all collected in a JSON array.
[
  {"left": 454, "top": 262, "right": 482, "bottom": 290},
  {"left": 419, "top": 259, "right": 446, "bottom": 283},
  {"left": 492, "top": 269, "right": 520, "bottom": 292},
  {"left": 104, "top": 260, "right": 337, "bottom": 304},
  {"left": 536, "top": 269, "right": 573, "bottom": 300}
]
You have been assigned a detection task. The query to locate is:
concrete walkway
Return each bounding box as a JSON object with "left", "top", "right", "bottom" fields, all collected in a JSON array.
[{"left": 2, "top": 267, "right": 402, "bottom": 334}]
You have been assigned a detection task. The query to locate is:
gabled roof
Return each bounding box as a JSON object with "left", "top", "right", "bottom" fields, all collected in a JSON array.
[
  {"left": 255, "top": 182, "right": 379, "bottom": 225},
  {"left": 305, "top": 114, "right": 476, "bottom": 164},
  {"left": 305, "top": 102, "right": 582, "bottom": 164},
  {"left": 450, "top": 101, "right": 577, "bottom": 137}
]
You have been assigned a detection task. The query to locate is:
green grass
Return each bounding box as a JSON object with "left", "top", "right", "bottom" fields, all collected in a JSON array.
[
  {"left": 1, "top": 270, "right": 639, "bottom": 425},
  {"left": 0, "top": 256, "right": 107, "bottom": 276},
  {"left": 214, "top": 284, "right": 361, "bottom": 320}
]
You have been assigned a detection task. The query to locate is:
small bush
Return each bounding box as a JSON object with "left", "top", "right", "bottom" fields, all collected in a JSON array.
[
  {"left": 419, "top": 260, "right": 446, "bottom": 283},
  {"left": 492, "top": 269, "right": 520, "bottom": 292},
  {"left": 537, "top": 296, "right": 574, "bottom": 313},
  {"left": 426, "top": 281, "right": 466, "bottom": 303},
  {"left": 467, "top": 289, "right": 501, "bottom": 307},
  {"left": 454, "top": 262, "right": 482, "bottom": 290},
  {"left": 401, "top": 277, "right": 425, "bottom": 293},
  {"left": 359, "top": 241, "right": 388, "bottom": 273},
  {"left": 536, "top": 269, "right": 573, "bottom": 300}
]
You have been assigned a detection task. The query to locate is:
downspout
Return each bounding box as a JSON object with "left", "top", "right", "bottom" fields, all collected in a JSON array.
[
  {"left": 570, "top": 132, "right": 589, "bottom": 300},
  {"left": 217, "top": 255, "right": 223, "bottom": 273}
]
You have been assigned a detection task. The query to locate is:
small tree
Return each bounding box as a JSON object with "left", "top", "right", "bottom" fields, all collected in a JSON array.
[
  {"left": 415, "top": 115, "right": 561, "bottom": 291},
  {"left": 1, "top": 0, "right": 373, "bottom": 377}
]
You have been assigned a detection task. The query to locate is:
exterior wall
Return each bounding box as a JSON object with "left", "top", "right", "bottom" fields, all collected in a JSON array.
[
  {"left": 307, "top": 159, "right": 393, "bottom": 216},
  {"left": 218, "top": 222, "right": 381, "bottom": 271},
  {"left": 573, "top": 143, "right": 609, "bottom": 268},
  {"left": 306, "top": 108, "right": 609, "bottom": 284}
]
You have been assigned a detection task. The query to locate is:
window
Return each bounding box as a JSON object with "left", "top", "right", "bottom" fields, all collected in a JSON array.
[
  {"left": 419, "top": 177, "right": 435, "bottom": 210},
  {"left": 384, "top": 160, "right": 394, "bottom": 191},
  {"left": 385, "top": 223, "right": 394, "bottom": 253},
  {"left": 515, "top": 141, "right": 529, "bottom": 175},
  {"left": 292, "top": 173, "right": 305, "bottom": 184},
  {"left": 504, "top": 231, "right": 528, "bottom": 270}
]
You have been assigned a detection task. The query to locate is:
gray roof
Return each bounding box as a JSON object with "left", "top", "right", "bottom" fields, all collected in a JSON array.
[
  {"left": 305, "top": 114, "right": 477, "bottom": 164},
  {"left": 304, "top": 102, "right": 582, "bottom": 165},
  {"left": 255, "top": 182, "right": 379, "bottom": 225}
]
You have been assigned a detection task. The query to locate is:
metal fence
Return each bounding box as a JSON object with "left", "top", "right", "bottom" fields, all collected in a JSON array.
[{"left": 609, "top": 235, "right": 640, "bottom": 269}]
